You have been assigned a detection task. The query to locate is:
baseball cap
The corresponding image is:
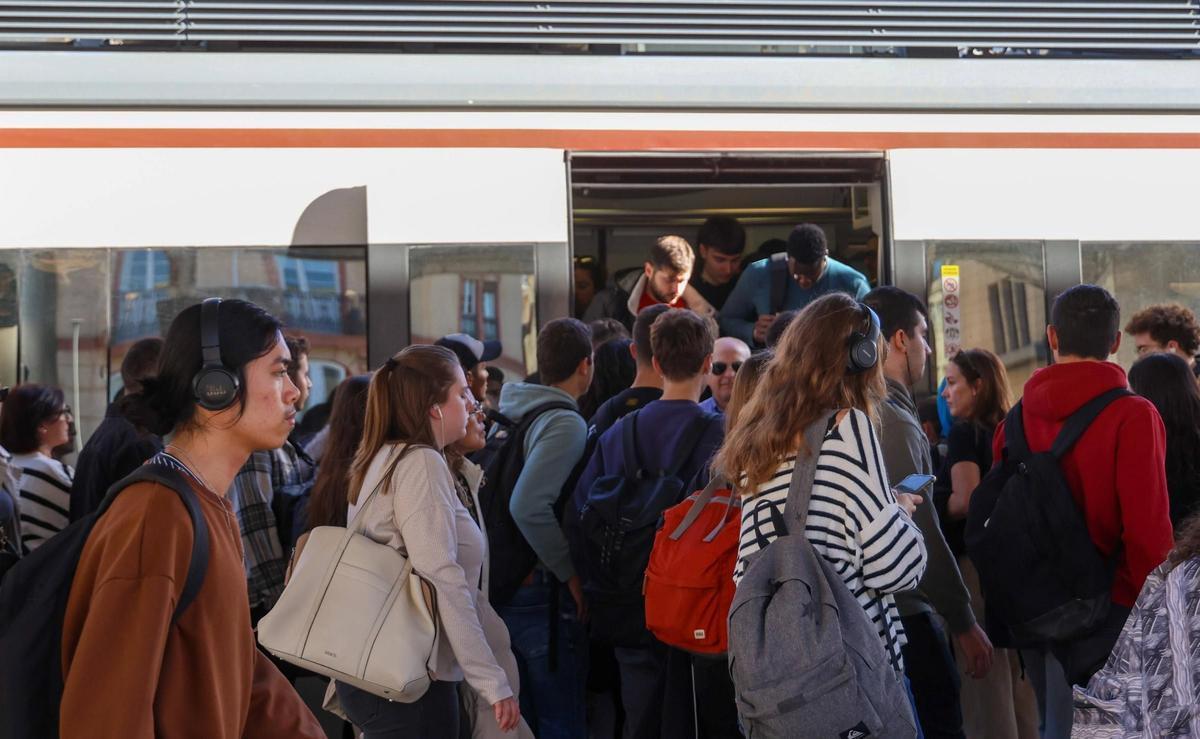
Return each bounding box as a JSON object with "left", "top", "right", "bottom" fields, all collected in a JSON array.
[{"left": 436, "top": 333, "right": 502, "bottom": 371}]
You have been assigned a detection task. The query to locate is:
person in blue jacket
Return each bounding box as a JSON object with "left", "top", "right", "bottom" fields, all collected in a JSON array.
[{"left": 718, "top": 223, "right": 870, "bottom": 346}]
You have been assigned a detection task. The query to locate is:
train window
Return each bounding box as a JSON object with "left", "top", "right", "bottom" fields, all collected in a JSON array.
[
  {"left": 926, "top": 242, "right": 1049, "bottom": 397},
  {"left": 409, "top": 244, "right": 538, "bottom": 380},
  {"left": 1082, "top": 242, "right": 1200, "bottom": 370}
]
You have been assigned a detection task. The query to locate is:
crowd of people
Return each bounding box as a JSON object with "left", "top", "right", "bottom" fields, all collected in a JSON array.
[{"left": 0, "top": 219, "right": 1198, "bottom": 739}]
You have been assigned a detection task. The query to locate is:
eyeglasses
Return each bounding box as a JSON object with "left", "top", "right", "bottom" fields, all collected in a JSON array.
[
  {"left": 470, "top": 400, "right": 485, "bottom": 418},
  {"left": 712, "top": 361, "right": 743, "bottom": 376}
]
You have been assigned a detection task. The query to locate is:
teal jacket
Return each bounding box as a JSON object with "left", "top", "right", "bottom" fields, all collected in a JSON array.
[{"left": 718, "top": 255, "right": 870, "bottom": 344}]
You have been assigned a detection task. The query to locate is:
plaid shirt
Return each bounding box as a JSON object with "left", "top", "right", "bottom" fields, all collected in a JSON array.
[{"left": 228, "top": 441, "right": 315, "bottom": 610}]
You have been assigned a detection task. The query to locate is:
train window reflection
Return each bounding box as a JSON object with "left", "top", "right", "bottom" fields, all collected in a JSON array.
[
  {"left": 926, "top": 242, "right": 1048, "bottom": 397},
  {"left": 1082, "top": 242, "right": 1200, "bottom": 370},
  {"left": 409, "top": 245, "right": 538, "bottom": 379}
]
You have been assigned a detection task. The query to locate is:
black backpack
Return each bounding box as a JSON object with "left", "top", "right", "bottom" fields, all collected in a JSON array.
[
  {"left": 474, "top": 400, "right": 579, "bottom": 606},
  {"left": 0, "top": 462, "right": 209, "bottom": 739},
  {"left": 965, "top": 388, "right": 1130, "bottom": 647},
  {"left": 570, "top": 409, "right": 718, "bottom": 647}
]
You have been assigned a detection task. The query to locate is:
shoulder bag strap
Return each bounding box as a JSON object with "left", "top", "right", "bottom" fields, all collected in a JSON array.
[
  {"left": 1050, "top": 388, "right": 1134, "bottom": 459},
  {"left": 783, "top": 410, "right": 839, "bottom": 533}
]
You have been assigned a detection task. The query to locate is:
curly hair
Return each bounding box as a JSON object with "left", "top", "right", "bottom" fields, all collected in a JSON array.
[{"left": 1125, "top": 303, "right": 1200, "bottom": 357}]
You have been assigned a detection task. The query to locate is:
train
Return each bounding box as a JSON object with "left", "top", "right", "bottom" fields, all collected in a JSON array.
[{"left": 1, "top": 49, "right": 1199, "bottom": 445}]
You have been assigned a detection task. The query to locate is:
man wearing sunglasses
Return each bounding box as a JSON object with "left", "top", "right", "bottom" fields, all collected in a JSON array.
[{"left": 699, "top": 336, "right": 750, "bottom": 415}]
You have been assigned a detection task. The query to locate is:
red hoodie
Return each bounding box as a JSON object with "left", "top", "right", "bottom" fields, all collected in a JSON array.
[{"left": 991, "top": 361, "right": 1174, "bottom": 608}]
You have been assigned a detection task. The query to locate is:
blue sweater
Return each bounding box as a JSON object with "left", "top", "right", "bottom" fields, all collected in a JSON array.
[
  {"left": 718, "top": 255, "right": 870, "bottom": 344},
  {"left": 570, "top": 400, "right": 725, "bottom": 518}
]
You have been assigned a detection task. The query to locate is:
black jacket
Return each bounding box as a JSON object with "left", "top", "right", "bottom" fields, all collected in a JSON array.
[{"left": 69, "top": 400, "right": 162, "bottom": 522}]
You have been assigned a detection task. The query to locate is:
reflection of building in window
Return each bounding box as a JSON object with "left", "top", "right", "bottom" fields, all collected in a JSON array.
[
  {"left": 275, "top": 256, "right": 342, "bottom": 334},
  {"left": 115, "top": 250, "right": 171, "bottom": 341},
  {"left": 987, "top": 278, "right": 1031, "bottom": 355},
  {"left": 461, "top": 278, "right": 500, "bottom": 341}
]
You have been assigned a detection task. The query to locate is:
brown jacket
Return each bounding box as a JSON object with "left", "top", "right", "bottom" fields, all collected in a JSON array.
[{"left": 60, "top": 475, "right": 323, "bottom": 738}]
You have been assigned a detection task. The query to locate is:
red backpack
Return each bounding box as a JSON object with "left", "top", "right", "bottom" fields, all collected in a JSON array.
[{"left": 643, "top": 477, "right": 741, "bottom": 655}]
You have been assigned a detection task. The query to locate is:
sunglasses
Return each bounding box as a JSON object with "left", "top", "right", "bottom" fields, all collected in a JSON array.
[{"left": 712, "top": 361, "right": 743, "bottom": 376}]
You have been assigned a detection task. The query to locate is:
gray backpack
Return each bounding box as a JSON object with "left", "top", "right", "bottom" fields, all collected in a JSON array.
[{"left": 728, "top": 412, "right": 918, "bottom": 739}]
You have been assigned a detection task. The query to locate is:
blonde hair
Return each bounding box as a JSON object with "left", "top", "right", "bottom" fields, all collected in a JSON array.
[
  {"left": 348, "top": 345, "right": 460, "bottom": 504},
  {"left": 713, "top": 293, "right": 886, "bottom": 494}
]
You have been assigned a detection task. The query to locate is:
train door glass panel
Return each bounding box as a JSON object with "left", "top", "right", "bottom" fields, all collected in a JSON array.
[
  {"left": 110, "top": 246, "right": 368, "bottom": 418},
  {"left": 926, "top": 242, "right": 1048, "bottom": 399},
  {"left": 409, "top": 244, "right": 538, "bottom": 380},
  {"left": 1082, "top": 242, "right": 1200, "bottom": 370}
]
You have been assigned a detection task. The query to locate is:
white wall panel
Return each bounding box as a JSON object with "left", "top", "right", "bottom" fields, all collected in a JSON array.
[
  {"left": 891, "top": 149, "right": 1200, "bottom": 241},
  {"left": 0, "top": 148, "right": 567, "bottom": 248}
]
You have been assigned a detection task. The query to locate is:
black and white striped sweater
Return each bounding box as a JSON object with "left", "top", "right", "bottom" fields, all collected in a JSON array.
[{"left": 733, "top": 409, "right": 928, "bottom": 671}]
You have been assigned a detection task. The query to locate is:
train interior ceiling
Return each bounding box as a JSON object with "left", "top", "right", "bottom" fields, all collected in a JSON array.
[{"left": 569, "top": 152, "right": 887, "bottom": 298}]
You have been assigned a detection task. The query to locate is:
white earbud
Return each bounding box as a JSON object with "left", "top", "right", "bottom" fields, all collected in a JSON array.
[{"left": 433, "top": 407, "right": 443, "bottom": 419}]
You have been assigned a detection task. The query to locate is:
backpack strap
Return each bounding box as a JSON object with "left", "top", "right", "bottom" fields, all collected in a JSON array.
[
  {"left": 1002, "top": 400, "right": 1031, "bottom": 462},
  {"left": 768, "top": 251, "right": 789, "bottom": 315},
  {"left": 1049, "top": 388, "right": 1134, "bottom": 459},
  {"left": 620, "top": 409, "right": 643, "bottom": 481},
  {"left": 783, "top": 410, "right": 840, "bottom": 532},
  {"left": 99, "top": 462, "right": 210, "bottom": 625},
  {"left": 669, "top": 476, "right": 724, "bottom": 540}
]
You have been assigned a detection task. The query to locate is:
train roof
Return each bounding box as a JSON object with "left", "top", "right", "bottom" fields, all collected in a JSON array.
[{"left": 2, "top": 51, "right": 1200, "bottom": 112}]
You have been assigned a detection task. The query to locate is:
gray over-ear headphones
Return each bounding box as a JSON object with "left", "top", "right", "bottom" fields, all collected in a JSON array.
[
  {"left": 192, "top": 298, "right": 240, "bottom": 411},
  {"left": 846, "top": 303, "right": 882, "bottom": 375}
]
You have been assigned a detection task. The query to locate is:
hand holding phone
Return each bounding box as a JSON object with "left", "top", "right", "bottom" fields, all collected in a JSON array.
[{"left": 893, "top": 473, "right": 935, "bottom": 516}]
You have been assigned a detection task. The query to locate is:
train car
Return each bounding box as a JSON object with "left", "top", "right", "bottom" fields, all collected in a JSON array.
[{"left": 2, "top": 38, "right": 1200, "bottom": 444}]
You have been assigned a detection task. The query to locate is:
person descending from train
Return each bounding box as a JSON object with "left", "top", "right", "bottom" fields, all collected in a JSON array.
[
  {"left": 721, "top": 293, "right": 927, "bottom": 727},
  {"left": 1128, "top": 352, "right": 1200, "bottom": 527},
  {"left": 568, "top": 308, "right": 731, "bottom": 739},
  {"left": 865, "top": 286, "right": 993, "bottom": 739},
  {"left": 60, "top": 298, "right": 324, "bottom": 738},
  {"left": 1124, "top": 302, "right": 1200, "bottom": 373},
  {"left": 719, "top": 223, "right": 870, "bottom": 347},
  {"left": 334, "top": 344, "right": 520, "bottom": 737},
  {"left": 988, "top": 285, "right": 1174, "bottom": 738},
  {"left": 699, "top": 336, "right": 750, "bottom": 416},
  {"left": 574, "top": 255, "right": 606, "bottom": 319},
  {"left": 70, "top": 337, "right": 164, "bottom": 522},
  {"left": 438, "top": 332, "right": 503, "bottom": 409},
  {"left": 490, "top": 317, "right": 594, "bottom": 738},
  {"left": 583, "top": 235, "right": 717, "bottom": 332},
  {"left": 228, "top": 334, "right": 316, "bottom": 627},
  {"left": 689, "top": 216, "right": 747, "bottom": 312},
  {"left": 936, "top": 347, "right": 1039, "bottom": 739},
  {"left": 0, "top": 383, "right": 74, "bottom": 551}
]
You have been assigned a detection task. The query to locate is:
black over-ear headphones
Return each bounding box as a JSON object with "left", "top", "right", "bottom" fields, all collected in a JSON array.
[
  {"left": 192, "top": 298, "right": 240, "bottom": 411},
  {"left": 846, "top": 303, "right": 882, "bottom": 375}
]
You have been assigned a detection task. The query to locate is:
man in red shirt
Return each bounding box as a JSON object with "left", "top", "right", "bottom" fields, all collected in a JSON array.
[
  {"left": 992, "top": 284, "right": 1173, "bottom": 739},
  {"left": 583, "top": 235, "right": 717, "bottom": 331}
]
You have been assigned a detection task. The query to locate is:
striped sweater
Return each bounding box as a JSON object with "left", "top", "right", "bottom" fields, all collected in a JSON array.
[
  {"left": 12, "top": 451, "right": 74, "bottom": 551},
  {"left": 734, "top": 409, "right": 928, "bottom": 671}
]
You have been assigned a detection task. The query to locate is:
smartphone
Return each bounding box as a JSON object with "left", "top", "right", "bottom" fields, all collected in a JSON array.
[{"left": 893, "top": 473, "right": 936, "bottom": 495}]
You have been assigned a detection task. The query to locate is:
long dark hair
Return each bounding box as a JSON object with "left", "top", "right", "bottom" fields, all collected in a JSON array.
[
  {"left": 349, "top": 345, "right": 460, "bottom": 503},
  {"left": 951, "top": 348, "right": 1011, "bottom": 432},
  {"left": 305, "top": 374, "right": 371, "bottom": 530},
  {"left": 148, "top": 299, "right": 283, "bottom": 436},
  {"left": 579, "top": 338, "right": 636, "bottom": 419},
  {"left": 0, "top": 384, "right": 66, "bottom": 454},
  {"left": 1129, "top": 352, "right": 1200, "bottom": 526}
]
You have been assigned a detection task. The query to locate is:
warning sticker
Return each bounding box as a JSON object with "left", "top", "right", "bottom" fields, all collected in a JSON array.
[{"left": 941, "top": 264, "right": 962, "bottom": 360}]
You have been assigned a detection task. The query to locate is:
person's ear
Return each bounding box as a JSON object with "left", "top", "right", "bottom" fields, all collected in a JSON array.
[
  {"left": 643, "top": 262, "right": 654, "bottom": 281},
  {"left": 629, "top": 343, "right": 638, "bottom": 362},
  {"left": 702, "top": 354, "right": 713, "bottom": 376},
  {"left": 652, "top": 356, "right": 665, "bottom": 379},
  {"left": 430, "top": 406, "right": 443, "bottom": 420},
  {"left": 577, "top": 355, "right": 592, "bottom": 378},
  {"left": 1047, "top": 325, "right": 1060, "bottom": 354},
  {"left": 1110, "top": 331, "right": 1122, "bottom": 357},
  {"left": 890, "top": 328, "right": 908, "bottom": 354}
]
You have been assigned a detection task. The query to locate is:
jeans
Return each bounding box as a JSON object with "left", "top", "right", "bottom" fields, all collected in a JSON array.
[
  {"left": 496, "top": 577, "right": 587, "bottom": 739},
  {"left": 335, "top": 680, "right": 459, "bottom": 739},
  {"left": 901, "top": 613, "right": 966, "bottom": 739},
  {"left": 1021, "top": 648, "right": 1074, "bottom": 739}
]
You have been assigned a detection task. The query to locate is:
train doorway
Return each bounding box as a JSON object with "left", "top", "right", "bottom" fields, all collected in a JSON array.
[{"left": 567, "top": 151, "right": 889, "bottom": 324}]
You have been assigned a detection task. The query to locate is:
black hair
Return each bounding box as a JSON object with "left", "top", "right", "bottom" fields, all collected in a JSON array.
[
  {"left": 537, "top": 317, "right": 593, "bottom": 385},
  {"left": 863, "top": 286, "right": 928, "bottom": 343},
  {"left": 633, "top": 303, "right": 671, "bottom": 366},
  {"left": 785, "top": 223, "right": 829, "bottom": 265},
  {"left": 1129, "top": 352, "right": 1200, "bottom": 526},
  {"left": 486, "top": 365, "right": 505, "bottom": 384},
  {"left": 578, "top": 338, "right": 636, "bottom": 418},
  {"left": 0, "top": 384, "right": 66, "bottom": 454},
  {"left": 574, "top": 255, "right": 606, "bottom": 292},
  {"left": 1051, "top": 284, "right": 1121, "bottom": 361},
  {"left": 149, "top": 299, "right": 283, "bottom": 435},
  {"left": 765, "top": 310, "right": 801, "bottom": 348},
  {"left": 120, "top": 337, "right": 164, "bottom": 392},
  {"left": 696, "top": 216, "right": 746, "bottom": 256}
]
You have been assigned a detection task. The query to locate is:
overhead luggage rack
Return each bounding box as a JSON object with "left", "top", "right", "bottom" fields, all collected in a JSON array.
[{"left": 1, "top": 0, "right": 1199, "bottom": 55}]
